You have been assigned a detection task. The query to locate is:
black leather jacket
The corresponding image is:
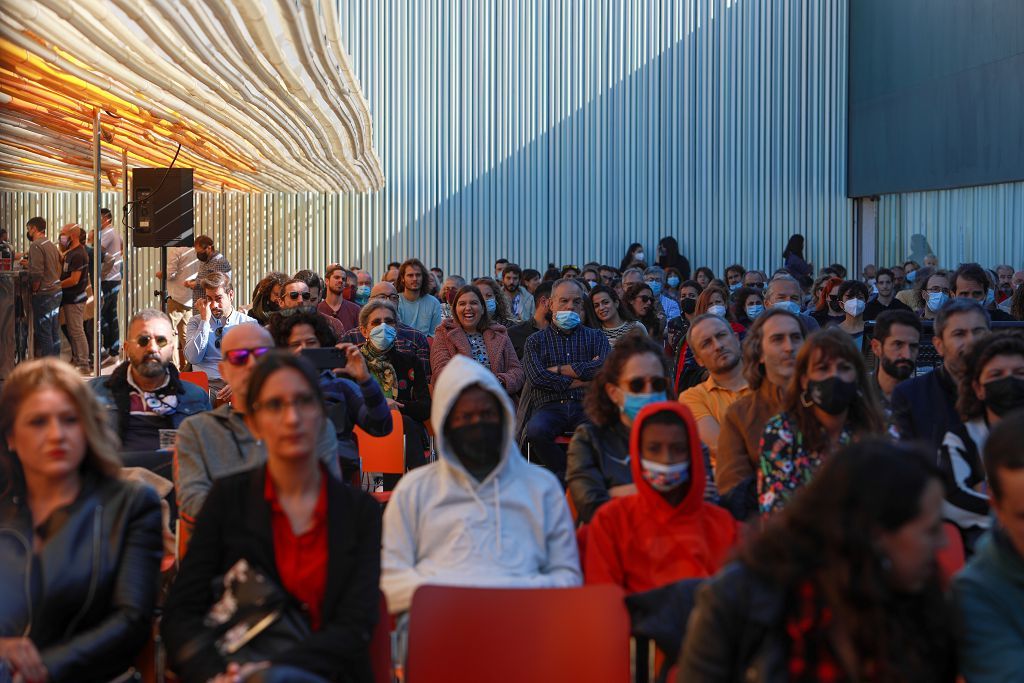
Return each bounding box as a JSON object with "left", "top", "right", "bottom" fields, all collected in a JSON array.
[{"left": 0, "top": 460, "right": 163, "bottom": 682}]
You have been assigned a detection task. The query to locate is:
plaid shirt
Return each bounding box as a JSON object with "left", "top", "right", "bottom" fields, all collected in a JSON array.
[
  {"left": 339, "top": 323, "right": 432, "bottom": 383},
  {"left": 523, "top": 324, "right": 610, "bottom": 408},
  {"left": 192, "top": 251, "right": 233, "bottom": 302},
  {"left": 786, "top": 580, "right": 877, "bottom": 682}
]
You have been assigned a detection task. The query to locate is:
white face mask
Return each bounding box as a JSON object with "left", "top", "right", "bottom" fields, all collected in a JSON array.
[
  {"left": 843, "top": 299, "right": 866, "bottom": 317},
  {"left": 634, "top": 251, "right": 645, "bottom": 263},
  {"left": 707, "top": 304, "right": 727, "bottom": 318}
]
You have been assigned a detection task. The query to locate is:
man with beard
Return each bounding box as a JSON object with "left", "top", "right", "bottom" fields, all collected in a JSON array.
[
  {"left": 185, "top": 235, "right": 232, "bottom": 305},
  {"left": 869, "top": 309, "right": 922, "bottom": 415},
  {"left": 90, "top": 308, "right": 211, "bottom": 451},
  {"left": 319, "top": 264, "right": 362, "bottom": 330},
  {"left": 892, "top": 298, "right": 990, "bottom": 449},
  {"left": 184, "top": 272, "right": 258, "bottom": 394},
  {"left": 679, "top": 314, "right": 751, "bottom": 466},
  {"left": 501, "top": 263, "right": 535, "bottom": 322}
]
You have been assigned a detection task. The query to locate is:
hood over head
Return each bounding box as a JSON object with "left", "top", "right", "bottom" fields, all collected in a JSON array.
[
  {"left": 430, "top": 354, "right": 517, "bottom": 485},
  {"left": 629, "top": 401, "right": 706, "bottom": 515}
]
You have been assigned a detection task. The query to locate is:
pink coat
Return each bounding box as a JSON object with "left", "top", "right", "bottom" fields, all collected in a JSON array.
[{"left": 430, "top": 319, "right": 525, "bottom": 394}]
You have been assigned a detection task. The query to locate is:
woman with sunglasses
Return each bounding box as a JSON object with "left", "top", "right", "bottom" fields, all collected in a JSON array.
[
  {"left": 589, "top": 284, "right": 647, "bottom": 347},
  {"left": 164, "top": 352, "right": 382, "bottom": 683},
  {"left": 1, "top": 359, "right": 164, "bottom": 683},
  {"left": 624, "top": 282, "right": 663, "bottom": 344},
  {"left": 568, "top": 333, "right": 675, "bottom": 524}
]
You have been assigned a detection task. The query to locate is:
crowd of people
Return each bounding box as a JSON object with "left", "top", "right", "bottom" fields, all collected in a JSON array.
[{"left": 2, "top": 222, "right": 1024, "bottom": 682}]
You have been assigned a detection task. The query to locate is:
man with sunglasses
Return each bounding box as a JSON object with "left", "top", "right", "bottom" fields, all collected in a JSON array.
[
  {"left": 90, "top": 308, "right": 211, "bottom": 452},
  {"left": 175, "top": 324, "right": 341, "bottom": 524},
  {"left": 184, "top": 271, "right": 259, "bottom": 395},
  {"left": 281, "top": 278, "right": 346, "bottom": 339},
  {"left": 678, "top": 314, "right": 751, "bottom": 468}
]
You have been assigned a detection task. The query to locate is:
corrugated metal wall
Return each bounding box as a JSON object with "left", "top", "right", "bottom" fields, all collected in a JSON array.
[
  {"left": 336, "top": 0, "right": 854, "bottom": 278},
  {"left": 876, "top": 181, "right": 1024, "bottom": 270}
]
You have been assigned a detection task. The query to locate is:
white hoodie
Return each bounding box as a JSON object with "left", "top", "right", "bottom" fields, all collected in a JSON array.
[{"left": 381, "top": 355, "right": 581, "bottom": 613}]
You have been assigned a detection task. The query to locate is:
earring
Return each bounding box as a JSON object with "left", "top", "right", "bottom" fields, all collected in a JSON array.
[{"left": 800, "top": 390, "right": 814, "bottom": 408}]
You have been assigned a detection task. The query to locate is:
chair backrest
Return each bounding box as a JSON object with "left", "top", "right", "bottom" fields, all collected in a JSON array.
[
  {"left": 937, "top": 522, "right": 966, "bottom": 584},
  {"left": 355, "top": 409, "right": 405, "bottom": 474},
  {"left": 406, "top": 585, "right": 630, "bottom": 683},
  {"left": 369, "top": 594, "right": 393, "bottom": 683},
  {"left": 179, "top": 370, "right": 210, "bottom": 394}
]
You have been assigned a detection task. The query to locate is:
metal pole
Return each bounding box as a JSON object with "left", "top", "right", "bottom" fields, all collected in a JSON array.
[
  {"left": 122, "top": 149, "right": 130, "bottom": 335},
  {"left": 92, "top": 110, "right": 102, "bottom": 377}
]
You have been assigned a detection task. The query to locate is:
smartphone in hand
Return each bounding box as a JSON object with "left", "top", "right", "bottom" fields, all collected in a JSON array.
[{"left": 300, "top": 347, "right": 348, "bottom": 370}]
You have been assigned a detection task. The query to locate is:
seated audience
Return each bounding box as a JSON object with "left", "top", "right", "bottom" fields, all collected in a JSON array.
[
  {"left": 892, "top": 298, "right": 991, "bottom": 449},
  {"left": 91, "top": 309, "right": 211, "bottom": 452},
  {"left": 282, "top": 278, "right": 345, "bottom": 339},
  {"left": 656, "top": 236, "right": 691, "bottom": 280},
  {"left": 354, "top": 270, "right": 373, "bottom": 305},
  {"left": 679, "top": 440, "right": 955, "bottom": 682},
  {"left": 501, "top": 263, "right": 535, "bottom": 321},
  {"left": 665, "top": 279, "right": 702, "bottom": 355},
  {"left": 810, "top": 276, "right": 845, "bottom": 329},
  {"left": 430, "top": 285, "right": 524, "bottom": 394},
  {"left": 679, "top": 314, "right": 751, "bottom": 466},
  {"left": 835, "top": 279, "right": 869, "bottom": 347},
  {"left": 566, "top": 332, "right": 666, "bottom": 523},
  {"left": 759, "top": 328, "right": 886, "bottom": 515},
  {"left": 523, "top": 279, "right": 612, "bottom": 481},
  {"left": 0, "top": 359, "right": 163, "bottom": 683},
  {"left": 585, "top": 402, "right": 738, "bottom": 593},
  {"left": 396, "top": 258, "right": 443, "bottom": 336},
  {"left": 508, "top": 280, "right": 553, "bottom": 359},
  {"left": 716, "top": 309, "right": 806, "bottom": 518},
  {"left": 732, "top": 286, "right": 764, "bottom": 329},
  {"left": 175, "top": 325, "right": 340, "bottom": 524},
  {"left": 268, "top": 310, "right": 393, "bottom": 478},
  {"left": 439, "top": 275, "right": 466, "bottom": 319},
  {"left": 694, "top": 266, "right": 715, "bottom": 289},
  {"left": 869, "top": 309, "right": 922, "bottom": 415},
  {"left": 953, "top": 261, "right": 1015, "bottom": 322},
  {"left": 357, "top": 300, "right": 431, "bottom": 483},
  {"left": 724, "top": 263, "right": 746, "bottom": 293},
  {"left": 589, "top": 284, "right": 646, "bottom": 346},
  {"left": 184, "top": 272, "right": 259, "bottom": 393},
  {"left": 319, "top": 264, "right": 362, "bottom": 331},
  {"left": 764, "top": 274, "right": 820, "bottom": 331},
  {"left": 742, "top": 270, "right": 767, "bottom": 290},
  {"left": 522, "top": 268, "right": 543, "bottom": 293},
  {"left": 644, "top": 265, "right": 681, "bottom": 319},
  {"left": 381, "top": 354, "right": 581, "bottom": 615},
  {"left": 471, "top": 276, "right": 517, "bottom": 328},
  {"left": 625, "top": 282, "right": 663, "bottom": 344},
  {"left": 938, "top": 333, "right": 1024, "bottom": 553},
  {"left": 954, "top": 410, "right": 1024, "bottom": 682},
  {"left": 339, "top": 282, "right": 432, "bottom": 382},
  {"left": 897, "top": 268, "right": 949, "bottom": 319},
  {"left": 163, "top": 353, "right": 381, "bottom": 683}
]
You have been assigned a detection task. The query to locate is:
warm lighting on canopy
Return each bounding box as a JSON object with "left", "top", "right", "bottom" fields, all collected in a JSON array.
[{"left": 0, "top": 0, "right": 384, "bottom": 194}]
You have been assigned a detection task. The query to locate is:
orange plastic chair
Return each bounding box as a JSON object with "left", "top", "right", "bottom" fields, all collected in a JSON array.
[
  {"left": 355, "top": 409, "right": 406, "bottom": 475},
  {"left": 406, "top": 585, "right": 630, "bottom": 683},
  {"left": 937, "top": 522, "right": 966, "bottom": 585},
  {"left": 179, "top": 370, "right": 209, "bottom": 394},
  {"left": 566, "top": 489, "right": 579, "bottom": 526}
]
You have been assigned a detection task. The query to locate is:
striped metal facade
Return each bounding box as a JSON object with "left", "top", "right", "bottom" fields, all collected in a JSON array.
[{"left": 3, "top": 0, "right": 1020, "bottom": 321}]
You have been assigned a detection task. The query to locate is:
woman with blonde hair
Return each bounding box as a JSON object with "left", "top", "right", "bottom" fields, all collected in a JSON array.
[{"left": 0, "top": 359, "right": 163, "bottom": 683}]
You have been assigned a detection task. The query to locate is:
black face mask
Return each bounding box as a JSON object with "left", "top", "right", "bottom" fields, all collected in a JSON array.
[
  {"left": 881, "top": 357, "right": 915, "bottom": 381},
  {"left": 828, "top": 298, "right": 843, "bottom": 313},
  {"left": 680, "top": 298, "right": 697, "bottom": 315},
  {"left": 446, "top": 422, "right": 503, "bottom": 481},
  {"left": 804, "top": 376, "right": 859, "bottom": 415},
  {"left": 984, "top": 376, "right": 1024, "bottom": 417}
]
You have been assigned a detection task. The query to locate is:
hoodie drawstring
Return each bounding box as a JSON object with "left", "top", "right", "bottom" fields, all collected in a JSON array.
[{"left": 494, "top": 476, "right": 502, "bottom": 556}]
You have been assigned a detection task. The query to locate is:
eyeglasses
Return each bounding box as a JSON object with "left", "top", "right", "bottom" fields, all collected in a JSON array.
[
  {"left": 223, "top": 346, "right": 271, "bottom": 366},
  {"left": 287, "top": 291, "right": 311, "bottom": 301},
  {"left": 746, "top": 282, "right": 765, "bottom": 289},
  {"left": 623, "top": 376, "right": 669, "bottom": 393},
  {"left": 635, "top": 295, "right": 653, "bottom": 304},
  {"left": 251, "top": 393, "right": 320, "bottom": 415},
  {"left": 371, "top": 293, "right": 400, "bottom": 303},
  {"left": 131, "top": 334, "right": 170, "bottom": 348}
]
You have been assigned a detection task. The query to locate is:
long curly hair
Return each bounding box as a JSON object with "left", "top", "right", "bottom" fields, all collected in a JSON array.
[
  {"left": 955, "top": 332, "right": 1024, "bottom": 421},
  {"left": 471, "top": 277, "right": 513, "bottom": 325},
  {"left": 741, "top": 439, "right": 955, "bottom": 683},
  {"left": 584, "top": 332, "right": 669, "bottom": 427}
]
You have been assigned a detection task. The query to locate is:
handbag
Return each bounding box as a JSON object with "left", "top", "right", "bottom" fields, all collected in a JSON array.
[{"left": 178, "top": 558, "right": 310, "bottom": 667}]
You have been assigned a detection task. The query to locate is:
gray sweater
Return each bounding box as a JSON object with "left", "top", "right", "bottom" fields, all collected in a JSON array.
[{"left": 174, "top": 404, "right": 340, "bottom": 521}]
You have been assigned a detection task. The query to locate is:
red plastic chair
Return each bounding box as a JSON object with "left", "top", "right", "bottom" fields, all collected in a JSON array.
[
  {"left": 179, "top": 370, "right": 210, "bottom": 394},
  {"left": 406, "top": 585, "right": 630, "bottom": 683},
  {"left": 369, "top": 595, "right": 393, "bottom": 683},
  {"left": 937, "top": 522, "right": 966, "bottom": 585}
]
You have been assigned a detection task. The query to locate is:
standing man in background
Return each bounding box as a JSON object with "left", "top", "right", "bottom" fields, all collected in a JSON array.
[
  {"left": 186, "top": 235, "right": 232, "bottom": 307},
  {"left": 98, "top": 208, "right": 123, "bottom": 360},
  {"left": 58, "top": 223, "right": 91, "bottom": 372},
  {"left": 23, "top": 217, "right": 62, "bottom": 357},
  {"left": 156, "top": 245, "right": 200, "bottom": 368}
]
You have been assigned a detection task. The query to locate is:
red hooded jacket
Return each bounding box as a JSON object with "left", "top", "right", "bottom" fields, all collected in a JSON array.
[{"left": 584, "top": 401, "right": 738, "bottom": 593}]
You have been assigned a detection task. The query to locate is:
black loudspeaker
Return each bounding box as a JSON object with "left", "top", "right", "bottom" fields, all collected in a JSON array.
[{"left": 131, "top": 167, "right": 194, "bottom": 247}]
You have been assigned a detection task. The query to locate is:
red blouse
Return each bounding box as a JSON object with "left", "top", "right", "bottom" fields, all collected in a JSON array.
[{"left": 264, "top": 468, "right": 329, "bottom": 630}]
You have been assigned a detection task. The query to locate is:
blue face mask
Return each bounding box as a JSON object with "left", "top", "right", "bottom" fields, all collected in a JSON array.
[
  {"left": 355, "top": 285, "right": 371, "bottom": 305},
  {"left": 485, "top": 298, "right": 497, "bottom": 314},
  {"left": 984, "top": 289, "right": 995, "bottom": 306},
  {"left": 772, "top": 300, "right": 802, "bottom": 315},
  {"left": 926, "top": 291, "right": 950, "bottom": 312},
  {"left": 729, "top": 282, "right": 741, "bottom": 292},
  {"left": 906, "top": 269, "right": 918, "bottom": 283},
  {"left": 745, "top": 304, "right": 765, "bottom": 320},
  {"left": 553, "top": 310, "right": 581, "bottom": 331},
  {"left": 648, "top": 281, "right": 663, "bottom": 296},
  {"left": 369, "top": 323, "right": 397, "bottom": 351},
  {"left": 666, "top": 276, "right": 680, "bottom": 288},
  {"left": 641, "top": 459, "right": 691, "bottom": 492},
  {"left": 622, "top": 391, "right": 667, "bottom": 420}
]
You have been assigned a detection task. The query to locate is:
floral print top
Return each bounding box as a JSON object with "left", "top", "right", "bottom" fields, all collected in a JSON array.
[
  {"left": 758, "top": 412, "right": 852, "bottom": 516},
  {"left": 466, "top": 332, "right": 491, "bottom": 369}
]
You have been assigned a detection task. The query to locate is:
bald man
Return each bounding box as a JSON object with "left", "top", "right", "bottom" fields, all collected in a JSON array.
[
  {"left": 338, "top": 281, "right": 432, "bottom": 382},
  {"left": 174, "top": 324, "right": 341, "bottom": 523}
]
